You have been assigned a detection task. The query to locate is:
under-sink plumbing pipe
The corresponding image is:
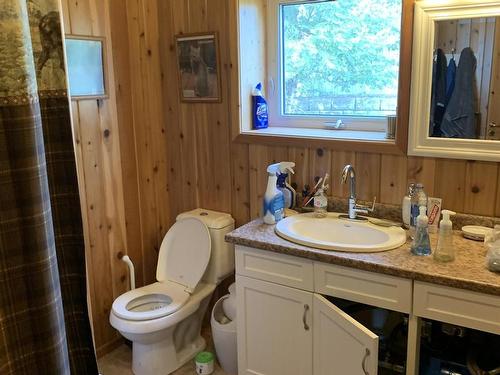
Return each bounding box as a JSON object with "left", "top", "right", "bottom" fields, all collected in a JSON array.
[{"left": 120, "top": 254, "right": 136, "bottom": 290}]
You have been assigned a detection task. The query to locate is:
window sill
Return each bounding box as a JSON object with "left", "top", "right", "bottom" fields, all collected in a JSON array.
[{"left": 236, "top": 127, "right": 404, "bottom": 154}]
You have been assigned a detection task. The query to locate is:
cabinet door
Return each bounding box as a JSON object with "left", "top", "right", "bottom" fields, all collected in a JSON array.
[
  {"left": 313, "top": 294, "right": 379, "bottom": 375},
  {"left": 236, "top": 275, "right": 313, "bottom": 375}
]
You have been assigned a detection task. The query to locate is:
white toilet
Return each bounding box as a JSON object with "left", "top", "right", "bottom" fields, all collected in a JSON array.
[{"left": 109, "top": 208, "right": 235, "bottom": 375}]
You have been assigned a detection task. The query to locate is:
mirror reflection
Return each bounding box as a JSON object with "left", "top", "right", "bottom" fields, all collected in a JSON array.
[{"left": 429, "top": 17, "right": 500, "bottom": 140}]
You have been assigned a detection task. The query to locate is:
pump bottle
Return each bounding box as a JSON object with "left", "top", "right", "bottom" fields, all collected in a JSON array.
[
  {"left": 434, "top": 210, "right": 456, "bottom": 262},
  {"left": 263, "top": 162, "right": 295, "bottom": 224},
  {"left": 411, "top": 206, "right": 432, "bottom": 256}
]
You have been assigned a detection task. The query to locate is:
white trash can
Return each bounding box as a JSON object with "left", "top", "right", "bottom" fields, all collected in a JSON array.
[{"left": 211, "top": 295, "right": 237, "bottom": 375}]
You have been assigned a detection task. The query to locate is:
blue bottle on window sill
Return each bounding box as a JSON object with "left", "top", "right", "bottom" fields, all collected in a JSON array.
[{"left": 252, "top": 83, "right": 269, "bottom": 129}]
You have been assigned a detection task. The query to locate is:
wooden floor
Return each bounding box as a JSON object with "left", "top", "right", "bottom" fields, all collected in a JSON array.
[{"left": 98, "top": 330, "right": 227, "bottom": 375}]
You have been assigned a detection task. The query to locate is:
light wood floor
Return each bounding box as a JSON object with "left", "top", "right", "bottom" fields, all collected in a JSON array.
[{"left": 98, "top": 330, "right": 227, "bottom": 375}]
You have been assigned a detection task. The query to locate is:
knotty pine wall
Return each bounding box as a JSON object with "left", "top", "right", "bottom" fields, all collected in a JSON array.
[
  {"left": 61, "top": 0, "right": 139, "bottom": 356},
  {"left": 65, "top": 0, "right": 500, "bottom": 356}
]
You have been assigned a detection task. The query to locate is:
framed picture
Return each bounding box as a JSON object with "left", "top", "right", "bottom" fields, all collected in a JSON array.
[
  {"left": 65, "top": 35, "right": 107, "bottom": 100},
  {"left": 175, "top": 33, "right": 221, "bottom": 102}
]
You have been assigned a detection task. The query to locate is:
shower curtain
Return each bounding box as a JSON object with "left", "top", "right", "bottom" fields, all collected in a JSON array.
[{"left": 0, "top": 1, "right": 98, "bottom": 374}]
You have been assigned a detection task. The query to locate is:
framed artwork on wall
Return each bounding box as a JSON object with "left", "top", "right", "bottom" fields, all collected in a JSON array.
[
  {"left": 65, "top": 35, "right": 107, "bottom": 100},
  {"left": 175, "top": 32, "right": 221, "bottom": 103}
]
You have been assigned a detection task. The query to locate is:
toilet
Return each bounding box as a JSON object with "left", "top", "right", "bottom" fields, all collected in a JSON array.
[{"left": 109, "top": 208, "right": 235, "bottom": 375}]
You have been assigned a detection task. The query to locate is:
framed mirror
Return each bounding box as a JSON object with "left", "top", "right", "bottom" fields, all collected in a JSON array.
[
  {"left": 65, "top": 36, "right": 107, "bottom": 99},
  {"left": 408, "top": 0, "right": 500, "bottom": 161}
]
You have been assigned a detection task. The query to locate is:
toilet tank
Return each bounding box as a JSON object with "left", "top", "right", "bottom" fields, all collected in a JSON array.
[{"left": 176, "top": 208, "right": 235, "bottom": 285}]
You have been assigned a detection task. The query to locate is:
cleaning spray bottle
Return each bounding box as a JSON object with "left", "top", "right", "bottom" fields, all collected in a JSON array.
[
  {"left": 434, "top": 210, "right": 456, "bottom": 262},
  {"left": 411, "top": 206, "right": 432, "bottom": 256},
  {"left": 263, "top": 162, "right": 294, "bottom": 224},
  {"left": 276, "top": 162, "right": 296, "bottom": 209},
  {"left": 252, "top": 83, "right": 269, "bottom": 129}
]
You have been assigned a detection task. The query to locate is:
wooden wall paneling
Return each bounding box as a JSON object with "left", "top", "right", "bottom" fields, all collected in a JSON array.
[
  {"left": 77, "top": 99, "right": 118, "bottom": 351},
  {"left": 464, "top": 161, "right": 499, "bottom": 216},
  {"left": 126, "top": 0, "right": 171, "bottom": 284},
  {"left": 67, "top": 0, "right": 92, "bottom": 35},
  {"left": 478, "top": 19, "right": 496, "bottom": 138},
  {"left": 108, "top": 0, "right": 144, "bottom": 287},
  {"left": 288, "top": 147, "right": 309, "bottom": 196},
  {"left": 354, "top": 153, "right": 381, "bottom": 202},
  {"left": 204, "top": 0, "right": 233, "bottom": 214},
  {"left": 434, "top": 159, "right": 466, "bottom": 212},
  {"left": 61, "top": 0, "right": 72, "bottom": 33},
  {"left": 309, "top": 148, "right": 331, "bottom": 186},
  {"left": 488, "top": 20, "right": 500, "bottom": 138},
  {"left": 456, "top": 19, "right": 472, "bottom": 53},
  {"left": 380, "top": 155, "right": 408, "bottom": 205},
  {"left": 70, "top": 100, "right": 96, "bottom": 341},
  {"left": 231, "top": 143, "right": 251, "bottom": 226},
  {"left": 330, "top": 150, "right": 356, "bottom": 198},
  {"left": 158, "top": 0, "right": 185, "bottom": 224},
  {"left": 174, "top": 1, "right": 201, "bottom": 212},
  {"left": 470, "top": 18, "right": 488, "bottom": 137},
  {"left": 407, "top": 156, "right": 436, "bottom": 196},
  {"left": 436, "top": 20, "right": 457, "bottom": 53}
]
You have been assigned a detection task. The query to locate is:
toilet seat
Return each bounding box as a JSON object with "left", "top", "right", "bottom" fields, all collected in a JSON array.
[
  {"left": 156, "top": 217, "right": 211, "bottom": 292},
  {"left": 112, "top": 217, "right": 212, "bottom": 322},
  {"left": 112, "top": 281, "right": 190, "bottom": 321}
]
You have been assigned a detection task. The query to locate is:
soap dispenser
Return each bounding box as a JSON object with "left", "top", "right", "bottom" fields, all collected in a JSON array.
[
  {"left": 434, "top": 210, "right": 456, "bottom": 262},
  {"left": 411, "top": 206, "right": 432, "bottom": 256}
]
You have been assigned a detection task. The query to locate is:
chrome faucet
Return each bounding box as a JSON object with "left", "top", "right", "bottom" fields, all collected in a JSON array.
[{"left": 341, "top": 165, "right": 376, "bottom": 220}]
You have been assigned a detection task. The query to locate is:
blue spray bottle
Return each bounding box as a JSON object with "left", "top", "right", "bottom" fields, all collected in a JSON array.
[{"left": 263, "top": 162, "right": 295, "bottom": 224}]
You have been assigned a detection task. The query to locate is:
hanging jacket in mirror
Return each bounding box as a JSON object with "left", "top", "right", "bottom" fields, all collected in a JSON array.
[
  {"left": 440, "top": 47, "right": 478, "bottom": 139},
  {"left": 430, "top": 49, "right": 447, "bottom": 137}
]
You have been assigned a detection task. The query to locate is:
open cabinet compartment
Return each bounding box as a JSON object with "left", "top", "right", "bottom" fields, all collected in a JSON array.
[
  {"left": 418, "top": 318, "right": 500, "bottom": 375},
  {"left": 316, "top": 295, "right": 409, "bottom": 375}
]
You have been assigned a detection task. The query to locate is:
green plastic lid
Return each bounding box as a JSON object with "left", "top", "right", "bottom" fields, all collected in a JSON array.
[{"left": 195, "top": 351, "right": 214, "bottom": 364}]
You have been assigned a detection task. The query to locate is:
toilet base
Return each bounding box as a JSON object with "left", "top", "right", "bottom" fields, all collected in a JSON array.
[{"left": 132, "top": 334, "right": 206, "bottom": 375}]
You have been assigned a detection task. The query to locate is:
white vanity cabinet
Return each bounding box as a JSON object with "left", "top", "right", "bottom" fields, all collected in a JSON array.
[
  {"left": 236, "top": 246, "right": 383, "bottom": 375},
  {"left": 235, "top": 245, "right": 500, "bottom": 375}
]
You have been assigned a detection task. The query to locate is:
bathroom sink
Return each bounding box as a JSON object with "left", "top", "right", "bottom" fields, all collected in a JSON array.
[{"left": 275, "top": 213, "right": 407, "bottom": 252}]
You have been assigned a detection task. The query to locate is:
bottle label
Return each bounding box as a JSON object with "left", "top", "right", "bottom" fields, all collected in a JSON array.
[
  {"left": 256, "top": 103, "right": 268, "bottom": 122},
  {"left": 410, "top": 203, "right": 419, "bottom": 227},
  {"left": 314, "top": 195, "right": 327, "bottom": 209},
  {"left": 263, "top": 194, "right": 285, "bottom": 222}
]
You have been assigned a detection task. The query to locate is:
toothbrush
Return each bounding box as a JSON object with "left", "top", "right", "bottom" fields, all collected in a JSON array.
[{"left": 302, "top": 177, "right": 323, "bottom": 207}]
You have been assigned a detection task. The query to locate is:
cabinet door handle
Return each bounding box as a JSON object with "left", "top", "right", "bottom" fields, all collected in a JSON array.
[
  {"left": 361, "top": 348, "right": 370, "bottom": 375},
  {"left": 302, "top": 304, "right": 310, "bottom": 331}
]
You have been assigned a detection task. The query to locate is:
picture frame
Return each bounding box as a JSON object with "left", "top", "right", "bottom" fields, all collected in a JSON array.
[
  {"left": 64, "top": 35, "right": 107, "bottom": 100},
  {"left": 175, "top": 32, "right": 222, "bottom": 103}
]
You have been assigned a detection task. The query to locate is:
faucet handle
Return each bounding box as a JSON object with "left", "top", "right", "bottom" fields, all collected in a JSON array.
[{"left": 356, "top": 196, "right": 377, "bottom": 212}]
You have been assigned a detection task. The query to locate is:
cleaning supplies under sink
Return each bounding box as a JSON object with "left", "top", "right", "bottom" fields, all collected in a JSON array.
[{"left": 411, "top": 206, "right": 432, "bottom": 256}]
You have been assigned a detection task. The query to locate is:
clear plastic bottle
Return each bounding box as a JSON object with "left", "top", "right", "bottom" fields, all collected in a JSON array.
[
  {"left": 411, "top": 206, "right": 432, "bottom": 256},
  {"left": 313, "top": 187, "right": 328, "bottom": 218},
  {"left": 409, "top": 183, "right": 428, "bottom": 239},
  {"left": 434, "top": 210, "right": 456, "bottom": 262}
]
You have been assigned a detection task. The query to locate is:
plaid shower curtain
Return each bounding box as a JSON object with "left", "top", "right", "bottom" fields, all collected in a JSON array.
[{"left": 0, "top": 1, "right": 98, "bottom": 374}]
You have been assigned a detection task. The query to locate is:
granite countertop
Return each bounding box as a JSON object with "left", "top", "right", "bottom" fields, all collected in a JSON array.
[{"left": 225, "top": 218, "right": 500, "bottom": 296}]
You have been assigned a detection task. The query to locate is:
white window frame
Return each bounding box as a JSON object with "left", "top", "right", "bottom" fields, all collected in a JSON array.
[{"left": 266, "top": 0, "right": 400, "bottom": 132}]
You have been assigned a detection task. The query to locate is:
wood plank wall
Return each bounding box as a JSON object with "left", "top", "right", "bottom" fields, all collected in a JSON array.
[
  {"left": 61, "top": 0, "right": 144, "bottom": 356},
  {"left": 65, "top": 0, "right": 500, "bottom": 355}
]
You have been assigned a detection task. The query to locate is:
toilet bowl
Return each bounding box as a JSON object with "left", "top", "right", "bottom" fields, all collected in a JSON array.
[{"left": 110, "top": 209, "right": 235, "bottom": 375}]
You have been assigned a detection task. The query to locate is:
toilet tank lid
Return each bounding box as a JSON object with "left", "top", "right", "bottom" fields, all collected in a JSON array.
[{"left": 176, "top": 208, "right": 234, "bottom": 229}]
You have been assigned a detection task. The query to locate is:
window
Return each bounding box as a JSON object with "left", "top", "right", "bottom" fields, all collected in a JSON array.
[{"left": 267, "top": 0, "right": 403, "bottom": 132}]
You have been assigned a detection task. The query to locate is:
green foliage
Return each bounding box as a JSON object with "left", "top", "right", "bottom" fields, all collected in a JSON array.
[{"left": 282, "top": 0, "right": 402, "bottom": 115}]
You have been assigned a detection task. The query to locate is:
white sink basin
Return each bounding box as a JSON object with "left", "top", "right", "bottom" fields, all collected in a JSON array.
[{"left": 275, "top": 213, "right": 407, "bottom": 252}]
